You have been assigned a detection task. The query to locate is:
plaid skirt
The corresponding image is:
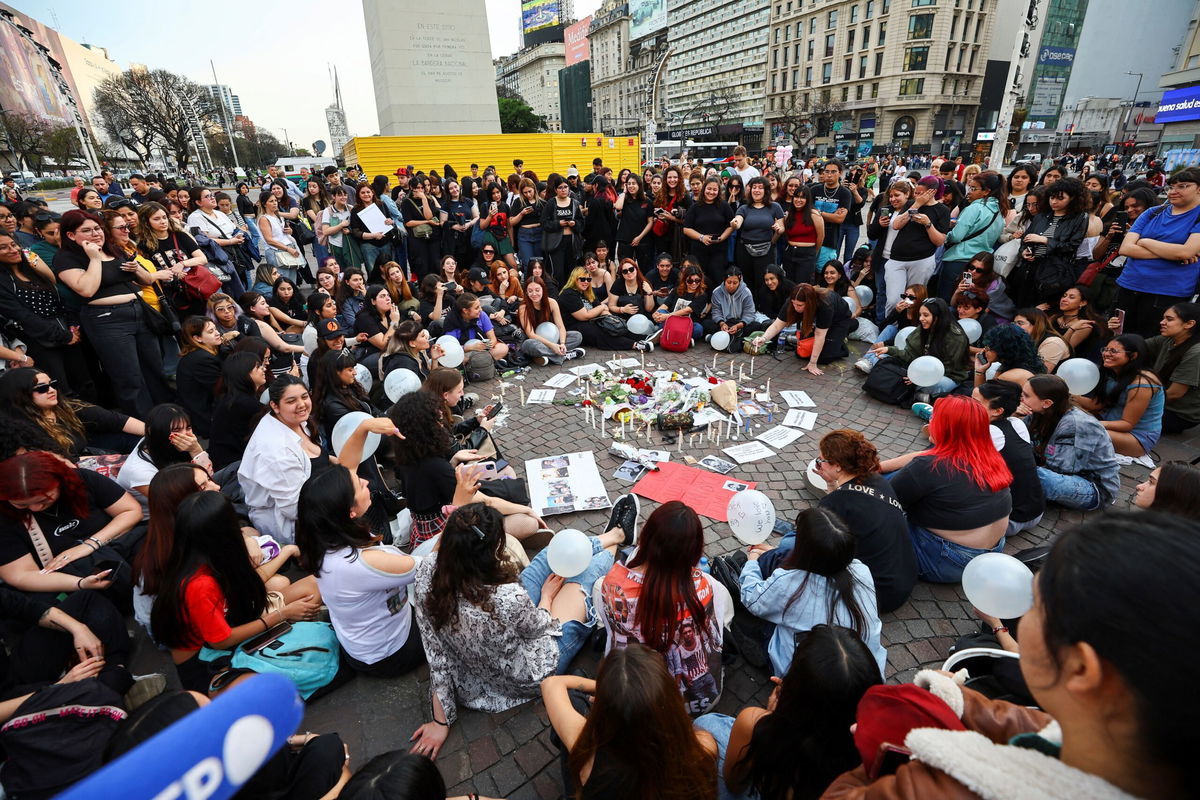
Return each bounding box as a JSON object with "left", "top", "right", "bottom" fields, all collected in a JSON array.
[{"left": 410, "top": 509, "right": 451, "bottom": 548}]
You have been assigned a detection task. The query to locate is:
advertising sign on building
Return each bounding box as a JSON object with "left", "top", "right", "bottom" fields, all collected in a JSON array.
[
  {"left": 522, "top": 0, "right": 561, "bottom": 34},
  {"left": 1029, "top": 77, "right": 1066, "bottom": 118},
  {"left": 564, "top": 17, "right": 592, "bottom": 66},
  {"left": 1036, "top": 46, "right": 1076, "bottom": 66},
  {"left": 630, "top": 0, "right": 667, "bottom": 39},
  {"left": 1156, "top": 86, "right": 1200, "bottom": 124}
]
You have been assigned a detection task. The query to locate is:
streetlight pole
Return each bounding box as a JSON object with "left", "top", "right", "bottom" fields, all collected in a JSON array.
[
  {"left": 281, "top": 129, "right": 292, "bottom": 156},
  {"left": 1126, "top": 71, "right": 1144, "bottom": 148},
  {"left": 210, "top": 61, "right": 242, "bottom": 174}
]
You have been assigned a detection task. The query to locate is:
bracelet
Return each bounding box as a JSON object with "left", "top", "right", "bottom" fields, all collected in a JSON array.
[
  {"left": 77, "top": 577, "right": 84, "bottom": 589},
  {"left": 431, "top": 717, "right": 448, "bottom": 727},
  {"left": 992, "top": 625, "right": 1009, "bottom": 636},
  {"left": 83, "top": 539, "right": 100, "bottom": 551},
  {"left": 261, "top": 617, "right": 270, "bottom": 632}
]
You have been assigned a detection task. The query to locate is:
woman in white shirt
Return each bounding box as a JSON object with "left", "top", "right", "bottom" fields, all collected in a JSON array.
[
  {"left": 319, "top": 186, "right": 355, "bottom": 270},
  {"left": 295, "top": 463, "right": 424, "bottom": 676},
  {"left": 118, "top": 404, "right": 212, "bottom": 518}
]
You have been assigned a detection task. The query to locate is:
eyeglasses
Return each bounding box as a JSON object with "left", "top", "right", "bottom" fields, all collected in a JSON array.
[
  {"left": 621, "top": 267, "right": 636, "bottom": 274},
  {"left": 900, "top": 293, "right": 918, "bottom": 300},
  {"left": 110, "top": 224, "right": 129, "bottom": 231},
  {"left": 481, "top": 249, "right": 495, "bottom": 255},
  {"left": 75, "top": 226, "right": 102, "bottom": 235},
  {"left": 32, "top": 380, "right": 57, "bottom": 394},
  {"left": 1101, "top": 347, "right": 1129, "bottom": 356},
  {"left": 214, "top": 304, "right": 235, "bottom": 313}
]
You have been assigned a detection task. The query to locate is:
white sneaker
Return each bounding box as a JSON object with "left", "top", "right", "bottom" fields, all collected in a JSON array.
[
  {"left": 854, "top": 358, "right": 873, "bottom": 374},
  {"left": 635, "top": 340, "right": 655, "bottom": 352}
]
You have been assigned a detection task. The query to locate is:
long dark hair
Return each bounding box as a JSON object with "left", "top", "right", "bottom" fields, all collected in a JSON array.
[
  {"left": 567, "top": 645, "right": 717, "bottom": 800},
  {"left": 1095, "top": 334, "right": 1159, "bottom": 410},
  {"left": 214, "top": 351, "right": 261, "bottom": 401},
  {"left": 780, "top": 508, "right": 869, "bottom": 639},
  {"left": 1150, "top": 461, "right": 1200, "bottom": 520},
  {"left": 269, "top": 276, "right": 305, "bottom": 318},
  {"left": 387, "top": 390, "right": 452, "bottom": 465},
  {"left": 295, "top": 465, "right": 374, "bottom": 574},
  {"left": 917, "top": 297, "right": 961, "bottom": 360},
  {"left": 1036, "top": 511, "right": 1197, "bottom": 791},
  {"left": 0, "top": 231, "right": 54, "bottom": 289},
  {"left": 742, "top": 625, "right": 882, "bottom": 800},
  {"left": 150, "top": 492, "right": 267, "bottom": 649},
  {"left": 340, "top": 751, "right": 446, "bottom": 800},
  {"left": 1025, "top": 374, "right": 1073, "bottom": 456},
  {"left": 133, "top": 463, "right": 207, "bottom": 596},
  {"left": 0, "top": 367, "right": 86, "bottom": 453},
  {"left": 1156, "top": 302, "right": 1200, "bottom": 385},
  {"left": 423, "top": 503, "right": 518, "bottom": 631},
  {"left": 626, "top": 501, "right": 712, "bottom": 652},
  {"left": 783, "top": 184, "right": 818, "bottom": 231},
  {"left": 135, "top": 404, "right": 196, "bottom": 470}
]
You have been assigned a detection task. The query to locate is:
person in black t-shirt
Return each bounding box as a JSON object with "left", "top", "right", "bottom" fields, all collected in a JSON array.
[
  {"left": 647, "top": 252, "right": 679, "bottom": 300},
  {"left": 809, "top": 161, "right": 853, "bottom": 257},
  {"left": 761, "top": 283, "right": 856, "bottom": 372},
  {"left": 758, "top": 429, "right": 916, "bottom": 613}
]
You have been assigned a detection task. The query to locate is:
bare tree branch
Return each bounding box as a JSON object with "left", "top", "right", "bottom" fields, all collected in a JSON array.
[
  {"left": 92, "top": 68, "right": 220, "bottom": 171},
  {"left": 0, "top": 112, "right": 53, "bottom": 173},
  {"left": 773, "top": 94, "right": 845, "bottom": 154}
]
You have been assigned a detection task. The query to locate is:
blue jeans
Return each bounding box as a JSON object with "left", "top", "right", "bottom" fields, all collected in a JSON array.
[
  {"left": 837, "top": 224, "right": 860, "bottom": 262},
  {"left": 908, "top": 523, "right": 1004, "bottom": 583},
  {"left": 862, "top": 322, "right": 899, "bottom": 366},
  {"left": 1036, "top": 467, "right": 1101, "bottom": 510},
  {"left": 519, "top": 537, "right": 614, "bottom": 674},
  {"left": 359, "top": 242, "right": 387, "bottom": 275},
  {"left": 693, "top": 713, "right": 756, "bottom": 800},
  {"left": 923, "top": 375, "right": 961, "bottom": 396},
  {"left": 516, "top": 226, "right": 542, "bottom": 267}
]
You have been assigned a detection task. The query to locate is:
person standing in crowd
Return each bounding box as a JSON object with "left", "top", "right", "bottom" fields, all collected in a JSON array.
[
  {"left": 615, "top": 174, "right": 655, "bottom": 274},
  {"left": 780, "top": 185, "right": 823, "bottom": 286},
  {"left": 683, "top": 177, "right": 734, "bottom": 288},
  {"left": 937, "top": 171, "right": 1008, "bottom": 302},
  {"left": 399, "top": 181, "right": 441, "bottom": 279},
  {"left": 351, "top": 184, "right": 400, "bottom": 278},
  {"left": 811, "top": 160, "right": 853, "bottom": 263},
  {"left": 882, "top": 177, "right": 952, "bottom": 310},
  {"left": 730, "top": 177, "right": 784, "bottom": 288},
  {"left": 542, "top": 176, "right": 583, "bottom": 284}
]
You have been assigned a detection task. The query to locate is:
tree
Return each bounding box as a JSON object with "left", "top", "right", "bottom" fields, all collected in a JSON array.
[
  {"left": 44, "top": 125, "right": 85, "bottom": 171},
  {"left": 294, "top": 148, "right": 311, "bottom": 157},
  {"left": 773, "top": 94, "right": 845, "bottom": 155},
  {"left": 0, "top": 112, "right": 53, "bottom": 173},
  {"left": 496, "top": 87, "right": 546, "bottom": 134},
  {"left": 93, "top": 68, "right": 220, "bottom": 171}
]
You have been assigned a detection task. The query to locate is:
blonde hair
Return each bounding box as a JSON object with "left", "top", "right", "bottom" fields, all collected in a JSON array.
[{"left": 566, "top": 266, "right": 595, "bottom": 303}]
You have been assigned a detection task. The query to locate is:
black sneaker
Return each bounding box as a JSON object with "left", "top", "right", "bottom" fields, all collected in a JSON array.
[
  {"left": 564, "top": 347, "right": 587, "bottom": 360},
  {"left": 607, "top": 493, "right": 640, "bottom": 546},
  {"left": 634, "top": 340, "right": 654, "bottom": 352}
]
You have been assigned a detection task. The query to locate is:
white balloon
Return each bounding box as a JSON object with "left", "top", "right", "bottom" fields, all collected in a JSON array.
[
  {"left": 626, "top": 314, "right": 653, "bottom": 336},
  {"left": 546, "top": 529, "right": 593, "bottom": 578},
  {"left": 710, "top": 330, "right": 731, "bottom": 351},
  {"left": 806, "top": 458, "right": 829, "bottom": 492},
  {"left": 435, "top": 335, "right": 465, "bottom": 368},
  {"left": 1057, "top": 357, "right": 1101, "bottom": 396},
  {"left": 907, "top": 355, "right": 946, "bottom": 388},
  {"left": 259, "top": 387, "right": 270, "bottom": 405},
  {"left": 962, "top": 552, "right": 1034, "bottom": 619},
  {"left": 384, "top": 369, "right": 421, "bottom": 402},
  {"left": 534, "top": 322, "right": 560, "bottom": 344},
  {"left": 354, "top": 363, "right": 373, "bottom": 393},
  {"left": 957, "top": 317, "right": 983, "bottom": 344},
  {"left": 854, "top": 285, "right": 874, "bottom": 306},
  {"left": 727, "top": 489, "right": 776, "bottom": 545},
  {"left": 893, "top": 326, "right": 917, "bottom": 350},
  {"left": 331, "top": 411, "right": 381, "bottom": 460},
  {"left": 301, "top": 325, "right": 318, "bottom": 355},
  {"left": 843, "top": 295, "right": 857, "bottom": 312}
]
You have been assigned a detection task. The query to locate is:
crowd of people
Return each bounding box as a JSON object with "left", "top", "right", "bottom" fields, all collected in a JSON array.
[{"left": 0, "top": 146, "right": 1196, "bottom": 799}]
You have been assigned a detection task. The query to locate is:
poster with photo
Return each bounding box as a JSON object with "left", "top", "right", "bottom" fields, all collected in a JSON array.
[{"left": 525, "top": 451, "right": 612, "bottom": 517}]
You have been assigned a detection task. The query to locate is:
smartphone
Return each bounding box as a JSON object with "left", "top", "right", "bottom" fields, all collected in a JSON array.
[
  {"left": 1115, "top": 308, "right": 1126, "bottom": 336},
  {"left": 907, "top": 209, "right": 916, "bottom": 216},
  {"left": 477, "top": 460, "right": 498, "bottom": 476},
  {"left": 977, "top": 351, "right": 988, "bottom": 366},
  {"left": 485, "top": 400, "right": 503, "bottom": 420},
  {"left": 962, "top": 270, "right": 973, "bottom": 282},
  {"left": 1114, "top": 210, "right": 1129, "bottom": 226}
]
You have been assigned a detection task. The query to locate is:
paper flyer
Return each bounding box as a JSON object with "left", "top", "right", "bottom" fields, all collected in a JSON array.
[{"left": 525, "top": 451, "right": 612, "bottom": 517}]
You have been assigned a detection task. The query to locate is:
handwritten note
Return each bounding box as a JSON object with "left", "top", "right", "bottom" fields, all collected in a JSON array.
[{"left": 780, "top": 390, "right": 816, "bottom": 408}]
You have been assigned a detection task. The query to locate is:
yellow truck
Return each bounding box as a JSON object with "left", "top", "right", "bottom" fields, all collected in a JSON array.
[{"left": 342, "top": 133, "right": 642, "bottom": 183}]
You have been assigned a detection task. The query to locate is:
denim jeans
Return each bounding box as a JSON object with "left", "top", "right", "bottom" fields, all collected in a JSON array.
[
  {"left": 693, "top": 713, "right": 756, "bottom": 800},
  {"left": 359, "top": 241, "right": 388, "bottom": 276},
  {"left": 862, "top": 322, "right": 899, "bottom": 366},
  {"left": 520, "top": 330, "right": 584, "bottom": 364},
  {"left": 80, "top": 299, "right": 172, "bottom": 418},
  {"left": 923, "top": 375, "right": 961, "bottom": 396},
  {"left": 908, "top": 523, "right": 1005, "bottom": 583},
  {"left": 837, "top": 224, "right": 860, "bottom": 262},
  {"left": 1036, "top": 467, "right": 1100, "bottom": 510},
  {"left": 516, "top": 226, "right": 542, "bottom": 267},
  {"left": 520, "top": 537, "right": 614, "bottom": 674}
]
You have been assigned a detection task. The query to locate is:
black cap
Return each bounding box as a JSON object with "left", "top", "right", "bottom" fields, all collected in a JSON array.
[
  {"left": 321, "top": 318, "right": 349, "bottom": 340},
  {"left": 467, "top": 266, "right": 489, "bottom": 284}
]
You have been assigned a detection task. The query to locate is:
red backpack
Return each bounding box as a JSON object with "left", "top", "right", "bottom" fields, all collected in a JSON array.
[{"left": 660, "top": 315, "right": 693, "bottom": 352}]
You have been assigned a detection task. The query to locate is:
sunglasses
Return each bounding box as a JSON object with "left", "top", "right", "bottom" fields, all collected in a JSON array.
[
  {"left": 577, "top": 277, "right": 592, "bottom": 284},
  {"left": 481, "top": 249, "right": 495, "bottom": 255},
  {"left": 33, "top": 380, "right": 57, "bottom": 394},
  {"left": 621, "top": 267, "right": 636, "bottom": 274},
  {"left": 685, "top": 276, "right": 702, "bottom": 284},
  {"left": 900, "top": 293, "right": 918, "bottom": 300},
  {"left": 970, "top": 266, "right": 986, "bottom": 273}
]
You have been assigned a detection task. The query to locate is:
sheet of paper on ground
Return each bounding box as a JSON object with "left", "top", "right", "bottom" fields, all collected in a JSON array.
[
  {"left": 780, "top": 390, "right": 815, "bottom": 408},
  {"left": 722, "top": 440, "right": 777, "bottom": 464},
  {"left": 524, "top": 451, "right": 612, "bottom": 517},
  {"left": 632, "top": 461, "right": 755, "bottom": 521}
]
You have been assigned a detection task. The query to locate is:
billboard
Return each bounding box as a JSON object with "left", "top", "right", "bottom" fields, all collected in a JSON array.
[
  {"left": 564, "top": 17, "right": 592, "bottom": 66},
  {"left": 522, "top": 0, "right": 561, "bottom": 34},
  {"left": 1156, "top": 86, "right": 1200, "bottom": 124},
  {"left": 1036, "top": 46, "right": 1076, "bottom": 67},
  {"left": 1029, "top": 76, "right": 1066, "bottom": 118},
  {"left": 630, "top": 0, "right": 667, "bottom": 40},
  {"left": 0, "top": 21, "right": 72, "bottom": 125}
]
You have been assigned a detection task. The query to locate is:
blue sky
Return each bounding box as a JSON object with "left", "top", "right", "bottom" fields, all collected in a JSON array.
[{"left": 10, "top": 0, "right": 601, "bottom": 152}]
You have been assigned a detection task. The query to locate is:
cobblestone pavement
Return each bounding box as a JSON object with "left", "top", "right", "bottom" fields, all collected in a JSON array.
[{"left": 135, "top": 339, "right": 1193, "bottom": 799}]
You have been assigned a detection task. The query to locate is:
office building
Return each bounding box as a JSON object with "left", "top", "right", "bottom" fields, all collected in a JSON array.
[
  {"left": 205, "top": 84, "right": 243, "bottom": 121},
  {"left": 495, "top": 41, "right": 567, "bottom": 132},
  {"left": 1157, "top": 0, "right": 1200, "bottom": 159},
  {"left": 589, "top": 0, "right": 670, "bottom": 137}
]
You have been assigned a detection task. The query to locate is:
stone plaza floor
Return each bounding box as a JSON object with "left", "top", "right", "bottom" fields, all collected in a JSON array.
[{"left": 134, "top": 338, "right": 1190, "bottom": 799}]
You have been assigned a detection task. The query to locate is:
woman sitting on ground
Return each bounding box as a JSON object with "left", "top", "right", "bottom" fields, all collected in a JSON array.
[
  {"left": 116, "top": 404, "right": 212, "bottom": 517},
  {"left": 739, "top": 508, "right": 886, "bottom": 676},
  {"left": 440, "top": 292, "right": 510, "bottom": 365},
  {"left": 174, "top": 317, "right": 223, "bottom": 440},
  {"left": 762, "top": 283, "right": 857, "bottom": 374},
  {"left": 408, "top": 501, "right": 628, "bottom": 759},
  {"left": 0, "top": 367, "right": 143, "bottom": 458},
  {"left": 652, "top": 264, "right": 716, "bottom": 342},
  {"left": 207, "top": 353, "right": 268, "bottom": 471},
  {"left": 1143, "top": 302, "right": 1200, "bottom": 434},
  {"left": 542, "top": 644, "right": 719, "bottom": 800},
  {"left": 1013, "top": 307, "right": 1071, "bottom": 373},
  {"left": 149, "top": 492, "right": 321, "bottom": 694},
  {"left": 1074, "top": 334, "right": 1164, "bottom": 458},
  {"left": 236, "top": 291, "right": 306, "bottom": 365},
  {"left": 266, "top": 277, "right": 307, "bottom": 333},
  {"left": 950, "top": 287, "right": 996, "bottom": 341},
  {"left": 382, "top": 261, "right": 419, "bottom": 318},
  {"left": 295, "top": 464, "right": 425, "bottom": 678},
  {"left": 352, "top": 284, "right": 400, "bottom": 371},
  {"left": 828, "top": 511, "right": 1197, "bottom": 800},
  {"left": 1019, "top": 374, "right": 1120, "bottom": 511},
  {"left": 517, "top": 276, "right": 585, "bottom": 366},
  {"left": 1050, "top": 285, "right": 1107, "bottom": 362},
  {"left": 693, "top": 625, "right": 881, "bottom": 800},
  {"left": 558, "top": 267, "right": 649, "bottom": 351},
  {"left": 954, "top": 251, "right": 1016, "bottom": 323},
  {"left": 335, "top": 268, "right": 368, "bottom": 330},
  {"left": 754, "top": 265, "right": 795, "bottom": 323},
  {"left": 1134, "top": 460, "right": 1200, "bottom": 520},
  {"left": 606, "top": 257, "right": 656, "bottom": 326},
  {"left": 867, "top": 298, "right": 970, "bottom": 397},
  {"left": 971, "top": 379, "right": 1046, "bottom": 534},
  {"left": 855, "top": 284, "right": 927, "bottom": 374},
  {"left": 883, "top": 395, "right": 1013, "bottom": 583},
  {"left": 380, "top": 319, "right": 444, "bottom": 382},
  {"left": 975, "top": 323, "right": 1046, "bottom": 388},
  {"left": 598, "top": 501, "right": 730, "bottom": 716}
]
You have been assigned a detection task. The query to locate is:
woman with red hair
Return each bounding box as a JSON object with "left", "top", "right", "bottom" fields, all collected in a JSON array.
[
  {"left": 884, "top": 395, "right": 1013, "bottom": 583},
  {"left": 598, "top": 501, "right": 731, "bottom": 716},
  {"left": 0, "top": 451, "right": 142, "bottom": 598}
]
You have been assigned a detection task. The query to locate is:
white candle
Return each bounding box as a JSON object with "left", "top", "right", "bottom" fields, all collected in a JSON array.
[
  {"left": 766, "top": 378, "right": 771, "bottom": 396},
  {"left": 739, "top": 366, "right": 745, "bottom": 382},
  {"left": 601, "top": 415, "right": 606, "bottom": 437},
  {"left": 730, "top": 358, "right": 735, "bottom": 375},
  {"left": 750, "top": 358, "right": 754, "bottom": 377},
  {"left": 520, "top": 386, "right": 525, "bottom": 406},
  {"left": 712, "top": 353, "right": 718, "bottom": 371},
  {"left": 641, "top": 350, "right": 646, "bottom": 370},
  {"left": 678, "top": 433, "right": 683, "bottom": 452}
]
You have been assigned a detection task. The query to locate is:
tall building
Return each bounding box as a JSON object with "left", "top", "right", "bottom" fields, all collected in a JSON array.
[
  {"left": 764, "top": 0, "right": 996, "bottom": 158},
  {"left": 204, "top": 84, "right": 242, "bottom": 120},
  {"left": 495, "top": 41, "right": 567, "bottom": 132},
  {"left": 667, "top": 0, "right": 768, "bottom": 143},
  {"left": 589, "top": 1, "right": 670, "bottom": 138},
  {"left": 1156, "top": 0, "right": 1200, "bottom": 158},
  {"left": 362, "top": 0, "right": 501, "bottom": 136}
]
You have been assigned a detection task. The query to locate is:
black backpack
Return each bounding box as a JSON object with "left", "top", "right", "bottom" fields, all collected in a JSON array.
[{"left": 864, "top": 359, "right": 916, "bottom": 406}]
